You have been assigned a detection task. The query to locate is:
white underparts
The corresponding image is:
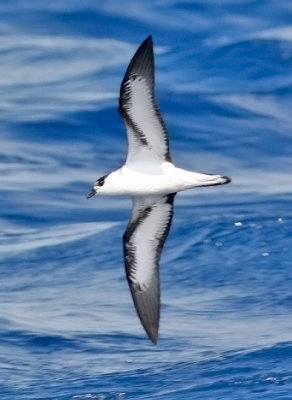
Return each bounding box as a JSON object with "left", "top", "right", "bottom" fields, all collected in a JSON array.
[{"left": 95, "top": 162, "right": 229, "bottom": 196}]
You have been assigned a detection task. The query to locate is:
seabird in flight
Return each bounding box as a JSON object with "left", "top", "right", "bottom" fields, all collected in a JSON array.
[{"left": 87, "top": 36, "right": 231, "bottom": 343}]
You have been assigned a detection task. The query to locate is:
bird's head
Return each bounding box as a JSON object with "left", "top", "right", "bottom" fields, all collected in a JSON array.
[{"left": 86, "top": 174, "right": 109, "bottom": 198}]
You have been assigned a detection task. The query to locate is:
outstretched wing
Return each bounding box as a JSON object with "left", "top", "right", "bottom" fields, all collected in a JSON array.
[
  {"left": 123, "top": 193, "right": 176, "bottom": 343},
  {"left": 119, "top": 36, "right": 172, "bottom": 167}
]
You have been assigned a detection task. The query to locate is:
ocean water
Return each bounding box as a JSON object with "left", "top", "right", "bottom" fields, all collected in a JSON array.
[{"left": 1, "top": 1, "right": 292, "bottom": 399}]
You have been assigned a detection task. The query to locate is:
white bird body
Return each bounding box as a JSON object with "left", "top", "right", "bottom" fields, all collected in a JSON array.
[
  {"left": 87, "top": 36, "right": 231, "bottom": 343},
  {"left": 95, "top": 162, "right": 229, "bottom": 196}
]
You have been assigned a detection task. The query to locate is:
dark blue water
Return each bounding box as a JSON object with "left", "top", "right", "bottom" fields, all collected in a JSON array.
[{"left": 1, "top": 1, "right": 292, "bottom": 399}]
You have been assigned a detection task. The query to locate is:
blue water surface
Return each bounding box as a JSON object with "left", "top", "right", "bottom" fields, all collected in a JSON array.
[{"left": 1, "top": 1, "right": 292, "bottom": 399}]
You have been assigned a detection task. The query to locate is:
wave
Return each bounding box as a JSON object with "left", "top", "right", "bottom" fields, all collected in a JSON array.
[
  {"left": 0, "top": 221, "right": 118, "bottom": 253},
  {"left": 0, "top": 34, "right": 135, "bottom": 121}
]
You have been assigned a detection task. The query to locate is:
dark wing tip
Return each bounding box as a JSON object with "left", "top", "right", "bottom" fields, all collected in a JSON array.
[
  {"left": 142, "top": 35, "right": 153, "bottom": 52},
  {"left": 147, "top": 325, "right": 159, "bottom": 345},
  {"left": 130, "top": 35, "right": 153, "bottom": 66},
  {"left": 132, "top": 292, "right": 160, "bottom": 344},
  {"left": 121, "top": 35, "right": 155, "bottom": 91},
  {"left": 130, "top": 286, "right": 160, "bottom": 345},
  {"left": 143, "top": 35, "right": 153, "bottom": 46}
]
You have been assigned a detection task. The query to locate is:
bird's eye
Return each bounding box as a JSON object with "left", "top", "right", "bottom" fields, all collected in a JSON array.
[{"left": 97, "top": 174, "right": 108, "bottom": 187}]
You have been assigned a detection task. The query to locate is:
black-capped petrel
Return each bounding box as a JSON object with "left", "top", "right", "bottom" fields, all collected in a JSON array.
[{"left": 87, "top": 36, "right": 231, "bottom": 344}]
